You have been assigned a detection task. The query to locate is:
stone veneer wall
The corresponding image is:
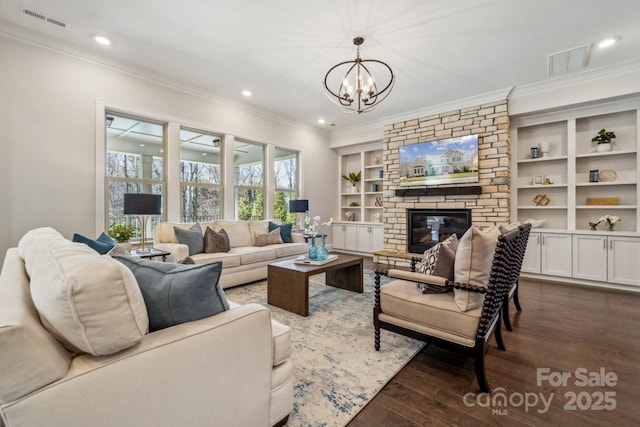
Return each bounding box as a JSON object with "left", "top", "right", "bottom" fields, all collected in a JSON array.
[{"left": 382, "top": 99, "right": 510, "bottom": 258}]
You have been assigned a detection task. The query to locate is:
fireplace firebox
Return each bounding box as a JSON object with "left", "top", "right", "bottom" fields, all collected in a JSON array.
[{"left": 407, "top": 209, "right": 472, "bottom": 254}]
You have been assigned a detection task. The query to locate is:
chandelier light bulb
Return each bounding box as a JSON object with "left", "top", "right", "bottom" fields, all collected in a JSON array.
[{"left": 323, "top": 36, "right": 395, "bottom": 114}]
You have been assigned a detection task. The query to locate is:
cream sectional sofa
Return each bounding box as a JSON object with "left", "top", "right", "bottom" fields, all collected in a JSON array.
[
  {"left": 154, "top": 220, "right": 308, "bottom": 288},
  {"left": 0, "top": 228, "right": 294, "bottom": 427}
]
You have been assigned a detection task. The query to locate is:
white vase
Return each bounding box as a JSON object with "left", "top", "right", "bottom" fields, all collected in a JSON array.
[
  {"left": 349, "top": 184, "right": 359, "bottom": 193},
  {"left": 596, "top": 143, "right": 612, "bottom": 153}
]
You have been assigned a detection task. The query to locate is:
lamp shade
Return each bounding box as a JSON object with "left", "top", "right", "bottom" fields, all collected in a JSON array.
[
  {"left": 123, "top": 193, "right": 162, "bottom": 215},
  {"left": 288, "top": 199, "right": 309, "bottom": 213}
]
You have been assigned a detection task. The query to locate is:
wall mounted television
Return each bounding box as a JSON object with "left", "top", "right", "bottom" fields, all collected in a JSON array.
[{"left": 398, "top": 134, "right": 479, "bottom": 186}]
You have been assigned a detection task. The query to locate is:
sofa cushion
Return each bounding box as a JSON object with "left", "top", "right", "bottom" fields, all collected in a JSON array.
[
  {"left": 72, "top": 232, "right": 116, "bottom": 255},
  {"left": 381, "top": 279, "right": 481, "bottom": 341},
  {"left": 0, "top": 248, "right": 72, "bottom": 403},
  {"left": 174, "top": 223, "right": 204, "bottom": 256},
  {"left": 273, "top": 242, "right": 307, "bottom": 258},
  {"left": 18, "top": 228, "right": 149, "bottom": 356},
  {"left": 453, "top": 226, "right": 501, "bottom": 311},
  {"left": 215, "top": 221, "right": 252, "bottom": 248},
  {"left": 204, "top": 227, "right": 231, "bottom": 253},
  {"left": 114, "top": 257, "right": 229, "bottom": 332},
  {"left": 255, "top": 228, "right": 284, "bottom": 247},
  {"left": 231, "top": 246, "right": 277, "bottom": 264},
  {"left": 271, "top": 319, "right": 292, "bottom": 366},
  {"left": 191, "top": 251, "right": 241, "bottom": 268},
  {"left": 269, "top": 221, "right": 293, "bottom": 243},
  {"left": 249, "top": 220, "right": 270, "bottom": 244}
]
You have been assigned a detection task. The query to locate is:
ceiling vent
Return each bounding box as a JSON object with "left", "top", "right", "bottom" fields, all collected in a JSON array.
[
  {"left": 547, "top": 44, "right": 590, "bottom": 76},
  {"left": 21, "top": 7, "right": 69, "bottom": 29}
]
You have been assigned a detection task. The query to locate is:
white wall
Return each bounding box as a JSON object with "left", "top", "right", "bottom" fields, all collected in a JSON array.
[{"left": 0, "top": 36, "right": 337, "bottom": 264}]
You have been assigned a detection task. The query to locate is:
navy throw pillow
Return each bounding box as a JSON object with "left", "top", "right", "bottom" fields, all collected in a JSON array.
[
  {"left": 174, "top": 223, "right": 204, "bottom": 255},
  {"left": 269, "top": 221, "right": 293, "bottom": 243},
  {"left": 73, "top": 232, "right": 117, "bottom": 255},
  {"left": 114, "top": 256, "right": 228, "bottom": 332}
]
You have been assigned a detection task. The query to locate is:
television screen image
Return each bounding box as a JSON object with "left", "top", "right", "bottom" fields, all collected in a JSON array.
[{"left": 398, "top": 135, "right": 479, "bottom": 186}]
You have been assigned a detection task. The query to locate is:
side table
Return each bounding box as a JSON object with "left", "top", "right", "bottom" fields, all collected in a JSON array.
[{"left": 130, "top": 249, "right": 171, "bottom": 262}]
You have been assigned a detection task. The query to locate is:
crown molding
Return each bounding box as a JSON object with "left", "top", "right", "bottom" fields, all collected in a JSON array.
[
  {"left": 329, "top": 87, "right": 513, "bottom": 141},
  {"left": 509, "top": 58, "right": 640, "bottom": 99},
  {"left": 0, "top": 31, "right": 329, "bottom": 138}
]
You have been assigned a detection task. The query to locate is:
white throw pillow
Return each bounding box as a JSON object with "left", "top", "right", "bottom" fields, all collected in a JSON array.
[
  {"left": 453, "top": 226, "right": 501, "bottom": 311},
  {"left": 18, "top": 228, "right": 149, "bottom": 356},
  {"left": 215, "top": 221, "right": 252, "bottom": 247}
]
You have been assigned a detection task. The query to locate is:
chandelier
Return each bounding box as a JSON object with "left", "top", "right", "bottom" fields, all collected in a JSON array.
[{"left": 323, "top": 37, "right": 395, "bottom": 114}]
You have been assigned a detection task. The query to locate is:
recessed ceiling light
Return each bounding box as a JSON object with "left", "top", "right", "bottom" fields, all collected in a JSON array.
[
  {"left": 317, "top": 119, "right": 326, "bottom": 124},
  {"left": 202, "top": 153, "right": 207, "bottom": 156},
  {"left": 597, "top": 38, "right": 617, "bottom": 48},
  {"left": 241, "top": 90, "right": 252, "bottom": 97},
  {"left": 93, "top": 35, "right": 111, "bottom": 46},
  {"left": 139, "top": 144, "right": 145, "bottom": 147}
]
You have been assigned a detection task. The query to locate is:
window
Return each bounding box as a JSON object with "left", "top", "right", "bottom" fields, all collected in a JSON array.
[
  {"left": 105, "top": 113, "right": 164, "bottom": 237},
  {"left": 274, "top": 147, "right": 299, "bottom": 224},
  {"left": 234, "top": 139, "right": 264, "bottom": 220},
  {"left": 180, "top": 128, "right": 223, "bottom": 222}
]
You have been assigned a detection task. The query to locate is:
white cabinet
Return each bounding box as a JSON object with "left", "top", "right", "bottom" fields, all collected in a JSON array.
[
  {"left": 332, "top": 224, "right": 346, "bottom": 250},
  {"left": 572, "top": 235, "right": 607, "bottom": 282},
  {"left": 521, "top": 233, "right": 541, "bottom": 273},
  {"left": 540, "top": 233, "right": 572, "bottom": 277},
  {"left": 525, "top": 232, "right": 640, "bottom": 288},
  {"left": 608, "top": 236, "right": 640, "bottom": 286},
  {"left": 333, "top": 222, "right": 382, "bottom": 253},
  {"left": 356, "top": 224, "right": 384, "bottom": 252}
]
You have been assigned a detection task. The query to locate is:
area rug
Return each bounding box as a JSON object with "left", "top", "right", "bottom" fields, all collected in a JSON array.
[{"left": 225, "top": 270, "right": 425, "bottom": 427}]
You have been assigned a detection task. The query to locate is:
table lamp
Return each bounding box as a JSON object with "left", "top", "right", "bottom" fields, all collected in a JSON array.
[
  {"left": 124, "top": 193, "right": 162, "bottom": 252},
  {"left": 288, "top": 199, "right": 309, "bottom": 232}
]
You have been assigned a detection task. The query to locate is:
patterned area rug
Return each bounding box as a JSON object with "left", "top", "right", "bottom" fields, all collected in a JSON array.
[{"left": 225, "top": 270, "right": 425, "bottom": 427}]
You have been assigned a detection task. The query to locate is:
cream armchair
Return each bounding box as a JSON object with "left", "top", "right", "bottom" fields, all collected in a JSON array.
[{"left": 373, "top": 224, "right": 531, "bottom": 393}]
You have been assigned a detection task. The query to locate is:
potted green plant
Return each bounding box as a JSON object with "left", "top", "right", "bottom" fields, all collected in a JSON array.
[
  {"left": 591, "top": 128, "right": 616, "bottom": 153},
  {"left": 107, "top": 222, "right": 136, "bottom": 251},
  {"left": 342, "top": 171, "right": 361, "bottom": 193}
]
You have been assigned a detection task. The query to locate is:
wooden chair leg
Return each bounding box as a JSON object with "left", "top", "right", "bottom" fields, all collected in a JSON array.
[
  {"left": 494, "top": 315, "right": 506, "bottom": 351},
  {"left": 513, "top": 280, "right": 522, "bottom": 311},
  {"left": 375, "top": 325, "right": 380, "bottom": 351},
  {"left": 474, "top": 343, "right": 490, "bottom": 393},
  {"left": 502, "top": 300, "right": 513, "bottom": 331}
]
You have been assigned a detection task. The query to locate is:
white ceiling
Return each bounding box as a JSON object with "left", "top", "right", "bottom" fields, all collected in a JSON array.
[{"left": 2, "top": 0, "right": 640, "bottom": 132}]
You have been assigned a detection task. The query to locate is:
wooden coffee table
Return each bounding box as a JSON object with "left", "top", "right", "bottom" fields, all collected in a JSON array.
[{"left": 267, "top": 254, "right": 363, "bottom": 316}]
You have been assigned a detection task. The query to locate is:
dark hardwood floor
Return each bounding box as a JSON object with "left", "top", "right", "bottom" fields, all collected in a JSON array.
[{"left": 349, "top": 258, "right": 640, "bottom": 426}]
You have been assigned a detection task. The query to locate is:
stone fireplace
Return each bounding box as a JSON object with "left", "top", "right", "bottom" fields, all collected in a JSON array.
[{"left": 381, "top": 99, "right": 510, "bottom": 263}]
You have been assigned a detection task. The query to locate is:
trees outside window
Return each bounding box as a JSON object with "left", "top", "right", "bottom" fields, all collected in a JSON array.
[
  {"left": 180, "top": 128, "right": 222, "bottom": 222},
  {"left": 274, "top": 147, "right": 298, "bottom": 224},
  {"left": 234, "top": 140, "right": 264, "bottom": 220},
  {"left": 105, "top": 113, "right": 164, "bottom": 236}
]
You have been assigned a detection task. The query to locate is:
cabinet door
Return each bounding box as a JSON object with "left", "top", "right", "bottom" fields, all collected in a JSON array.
[
  {"left": 370, "top": 224, "right": 384, "bottom": 252},
  {"left": 356, "top": 225, "right": 371, "bottom": 252},
  {"left": 344, "top": 224, "right": 358, "bottom": 251},
  {"left": 521, "top": 233, "right": 541, "bottom": 273},
  {"left": 608, "top": 236, "right": 640, "bottom": 286},
  {"left": 540, "top": 234, "right": 572, "bottom": 277},
  {"left": 332, "top": 224, "right": 346, "bottom": 250},
  {"left": 572, "top": 235, "right": 607, "bottom": 282}
]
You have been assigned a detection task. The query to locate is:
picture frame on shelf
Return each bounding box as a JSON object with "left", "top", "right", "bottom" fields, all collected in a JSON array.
[{"left": 533, "top": 175, "right": 544, "bottom": 186}]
